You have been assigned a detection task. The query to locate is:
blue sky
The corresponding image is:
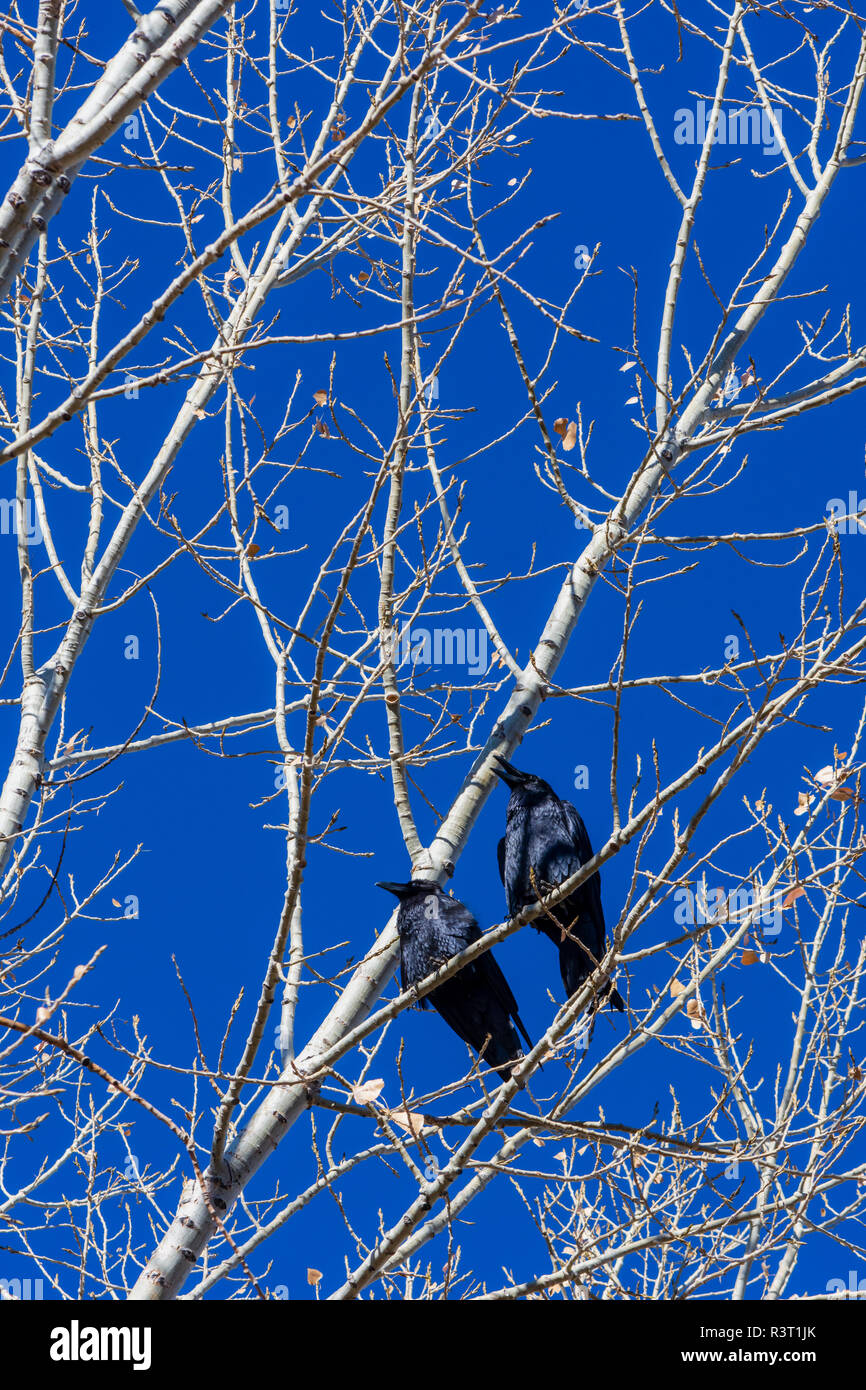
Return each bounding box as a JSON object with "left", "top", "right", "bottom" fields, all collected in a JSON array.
[{"left": 2, "top": 1, "right": 866, "bottom": 1300}]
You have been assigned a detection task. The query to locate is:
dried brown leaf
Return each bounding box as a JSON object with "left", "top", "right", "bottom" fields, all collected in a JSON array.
[
  {"left": 352, "top": 1078, "right": 385, "bottom": 1105},
  {"left": 388, "top": 1107, "right": 426, "bottom": 1135}
]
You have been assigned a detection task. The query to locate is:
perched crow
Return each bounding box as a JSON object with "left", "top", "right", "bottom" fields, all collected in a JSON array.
[
  {"left": 494, "top": 757, "right": 624, "bottom": 1011},
  {"left": 376, "top": 880, "right": 532, "bottom": 1082}
]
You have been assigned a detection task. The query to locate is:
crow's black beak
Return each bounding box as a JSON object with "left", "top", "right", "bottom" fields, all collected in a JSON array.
[
  {"left": 376, "top": 880, "right": 409, "bottom": 898},
  {"left": 492, "top": 755, "right": 526, "bottom": 789}
]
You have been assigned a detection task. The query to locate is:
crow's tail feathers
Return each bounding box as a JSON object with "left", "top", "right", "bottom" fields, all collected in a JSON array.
[
  {"left": 508, "top": 1018, "right": 544, "bottom": 1079},
  {"left": 496, "top": 1059, "right": 521, "bottom": 1084},
  {"left": 480, "top": 1041, "right": 523, "bottom": 1085},
  {"left": 592, "top": 978, "right": 625, "bottom": 1012},
  {"left": 607, "top": 983, "right": 625, "bottom": 1012},
  {"left": 482, "top": 1026, "right": 534, "bottom": 1085},
  {"left": 513, "top": 1010, "right": 533, "bottom": 1051}
]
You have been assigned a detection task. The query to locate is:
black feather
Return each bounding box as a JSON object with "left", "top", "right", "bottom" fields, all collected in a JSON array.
[
  {"left": 381, "top": 880, "right": 533, "bottom": 1080},
  {"left": 496, "top": 767, "right": 624, "bottom": 1011}
]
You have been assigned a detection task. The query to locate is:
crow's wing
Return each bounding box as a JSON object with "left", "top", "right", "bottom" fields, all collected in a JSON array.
[
  {"left": 475, "top": 949, "right": 532, "bottom": 1048},
  {"left": 399, "top": 896, "right": 474, "bottom": 1005},
  {"left": 498, "top": 832, "right": 523, "bottom": 923},
  {"left": 436, "top": 891, "right": 533, "bottom": 1049},
  {"left": 431, "top": 967, "right": 525, "bottom": 1079},
  {"left": 555, "top": 800, "right": 610, "bottom": 997},
  {"left": 497, "top": 835, "right": 506, "bottom": 885},
  {"left": 397, "top": 903, "right": 413, "bottom": 994},
  {"left": 562, "top": 800, "right": 604, "bottom": 915},
  {"left": 431, "top": 898, "right": 532, "bottom": 1051},
  {"left": 427, "top": 979, "right": 479, "bottom": 1051},
  {"left": 399, "top": 911, "right": 434, "bottom": 1006},
  {"left": 561, "top": 799, "right": 595, "bottom": 865},
  {"left": 531, "top": 800, "right": 582, "bottom": 890},
  {"left": 432, "top": 894, "right": 480, "bottom": 957}
]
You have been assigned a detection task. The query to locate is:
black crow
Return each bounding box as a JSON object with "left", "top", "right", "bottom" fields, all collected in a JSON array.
[
  {"left": 494, "top": 758, "right": 624, "bottom": 1011},
  {"left": 376, "top": 880, "right": 532, "bottom": 1082}
]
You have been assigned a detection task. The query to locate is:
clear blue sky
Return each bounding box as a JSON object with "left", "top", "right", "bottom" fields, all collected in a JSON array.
[{"left": 2, "top": 2, "right": 865, "bottom": 1300}]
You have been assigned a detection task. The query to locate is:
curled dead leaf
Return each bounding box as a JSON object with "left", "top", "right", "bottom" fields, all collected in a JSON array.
[
  {"left": 741, "top": 949, "right": 759, "bottom": 966},
  {"left": 388, "top": 1107, "right": 427, "bottom": 1135},
  {"left": 562, "top": 421, "right": 577, "bottom": 451},
  {"left": 813, "top": 765, "right": 853, "bottom": 801},
  {"left": 313, "top": 390, "right": 327, "bottom": 407},
  {"left": 352, "top": 1078, "right": 385, "bottom": 1105},
  {"left": 307, "top": 1268, "right": 322, "bottom": 1286},
  {"left": 782, "top": 886, "right": 805, "bottom": 909}
]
